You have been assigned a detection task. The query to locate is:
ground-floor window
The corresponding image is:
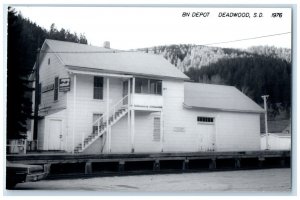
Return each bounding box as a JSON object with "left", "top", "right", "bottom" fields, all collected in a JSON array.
[
  {"left": 93, "top": 113, "right": 103, "bottom": 133},
  {"left": 153, "top": 117, "right": 161, "bottom": 141}
]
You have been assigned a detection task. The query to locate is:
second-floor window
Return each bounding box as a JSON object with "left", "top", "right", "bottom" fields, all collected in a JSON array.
[
  {"left": 54, "top": 77, "right": 59, "bottom": 101},
  {"left": 135, "top": 78, "right": 162, "bottom": 95},
  {"left": 94, "top": 76, "right": 103, "bottom": 99}
]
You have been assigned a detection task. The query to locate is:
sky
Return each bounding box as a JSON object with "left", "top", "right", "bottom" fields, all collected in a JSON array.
[{"left": 14, "top": 6, "right": 292, "bottom": 50}]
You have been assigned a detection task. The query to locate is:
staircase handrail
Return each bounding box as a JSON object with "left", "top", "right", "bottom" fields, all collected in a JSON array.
[
  {"left": 78, "top": 95, "right": 129, "bottom": 152},
  {"left": 92, "top": 95, "right": 129, "bottom": 128},
  {"left": 93, "top": 95, "right": 129, "bottom": 126}
]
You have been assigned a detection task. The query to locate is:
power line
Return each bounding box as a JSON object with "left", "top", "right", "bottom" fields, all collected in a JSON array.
[
  {"left": 201, "top": 32, "right": 291, "bottom": 47},
  {"left": 39, "top": 49, "right": 140, "bottom": 54},
  {"left": 39, "top": 32, "right": 291, "bottom": 54}
]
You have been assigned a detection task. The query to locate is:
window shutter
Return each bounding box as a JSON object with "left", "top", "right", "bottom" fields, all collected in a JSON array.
[
  {"left": 54, "top": 77, "right": 59, "bottom": 101},
  {"left": 153, "top": 117, "right": 161, "bottom": 141}
]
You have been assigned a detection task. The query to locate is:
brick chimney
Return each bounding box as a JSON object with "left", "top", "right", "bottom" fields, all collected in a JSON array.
[{"left": 103, "top": 41, "right": 110, "bottom": 49}]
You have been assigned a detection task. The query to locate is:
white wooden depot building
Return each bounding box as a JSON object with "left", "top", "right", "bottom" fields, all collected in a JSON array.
[{"left": 31, "top": 39, "right": 264, "bottom": 154}]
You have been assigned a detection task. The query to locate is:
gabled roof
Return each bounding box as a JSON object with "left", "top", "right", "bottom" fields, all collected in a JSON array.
[
  {"left": 44, "top": 39, "right": 189, "bottom": 80},
  {"left": 184, "top": 82, "right": 264, "bottom": 113}
]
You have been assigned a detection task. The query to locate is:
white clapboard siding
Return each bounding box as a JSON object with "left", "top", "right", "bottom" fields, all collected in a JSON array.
[
  {"left": 162, "top": 80, "right": 199, "bottom": 152},
  {"left": 66, "top": 75, "right": 123, "bottom": 151},
  {"left": 162, "top": 79, "right": 261, "bottom": 152},
  {"left": 38, "top": 45, "right": 69, "bottom": 113},
  {"left": 216, "top": 112, "right": 260, "bottom": 151},
  {"left": 37, "top": 119, "right": 45, "bottom": 150}
]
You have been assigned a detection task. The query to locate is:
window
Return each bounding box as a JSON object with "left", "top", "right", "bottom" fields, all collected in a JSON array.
[
  {"left": 135, "top": 78, "right": 162, "bottom": 95},
  {"left": 48, "top": 58, "right": 50, "bottom": 65},
  {"left": 153, "top": 117, "right": 161, "bottom": 141},
  {"left": 135, "top": 78, "right": 149, "bottom": 94},
  {"left": 38, "top": 83, "right": 42, "bottom": 105},
  {"left": 197, "top": 116, "right": 214, "bottom": 124},
  {"left": 150, "top": 79, "right": 162, "bottom": 95},
  {"left": 54, "top": 77, "right": 59, "bottom": 101},
  {"left": 94, "top": 76, "right": 103, "bottom": 99},
  {"left": 93, "top": 113, "right": 103, "bottom": 133}
]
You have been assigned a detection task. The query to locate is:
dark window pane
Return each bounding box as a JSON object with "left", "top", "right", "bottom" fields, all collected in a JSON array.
[
  {"left": 197, "top": 116, "right": 214, "bottom": 123},
  {"left": 94, "top": 77, "right": 103, "bottom": 99},
  {"left": 135, "top": 78, "right": 148, "bottom": 93},
  {"left": 135, "top": 78, "right": 142, "bottom": 93},
  {"left": 150, "top": 80, "right": 156, "bottom": 94},
  {"left": 157, "top": 81, "right": 162, "bottom": 95},
  {"left": 149, "top": 79, "right": 162, "bottom": 95}
]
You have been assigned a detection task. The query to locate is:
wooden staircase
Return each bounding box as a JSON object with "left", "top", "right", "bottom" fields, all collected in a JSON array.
[{"left": 74, "top": 95, "right": 129, "bottom": 153}]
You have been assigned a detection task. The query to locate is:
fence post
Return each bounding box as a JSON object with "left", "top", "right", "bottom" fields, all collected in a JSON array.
[{"left": 24, "top": 139, "right": 27, "bottom": 154}]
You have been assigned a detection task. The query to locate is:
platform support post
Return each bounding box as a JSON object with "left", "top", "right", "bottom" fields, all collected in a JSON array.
[
  {"left": 44, "top": 163, "right": 51, "bottom": 174},
  {"left": 182, "top": 159, "right": 189, "bottom": 171},
  {"left": 153, "top": 160, "right": 160, "bottom": 171},
  {"left": 209, "top": 158, "right": 216, "bottom": 170},
  {"left": 235, "top": 158, "right": 241, "bottom": 169},
  {"left": 258, "top": 157, "right": 265, "bottom": 168},
  {"left": 280, "top": 158, "right": 286, "bottom": 167},
  {"left": 85, "top": 162, "right": 93, "bottom": 174},
  {"left": 119, "top": 161, "right": 125, "bottom": 173}
]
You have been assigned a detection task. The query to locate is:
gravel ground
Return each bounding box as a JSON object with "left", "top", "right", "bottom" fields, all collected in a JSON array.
[{"left": 13, "top": 168, "right": 291, "bottom": 193}]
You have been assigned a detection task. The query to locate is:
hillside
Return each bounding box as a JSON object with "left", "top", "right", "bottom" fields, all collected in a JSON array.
[
  {"left": 139, "top": 45, "right": 291, "bottom": 119},
  {"left": 139, "top": 45, "right": 291, "bottom": 72}
]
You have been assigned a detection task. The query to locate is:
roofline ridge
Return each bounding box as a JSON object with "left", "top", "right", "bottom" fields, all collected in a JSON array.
[{"left": 45, "top": 40, "right": 66, "bottom": 66}]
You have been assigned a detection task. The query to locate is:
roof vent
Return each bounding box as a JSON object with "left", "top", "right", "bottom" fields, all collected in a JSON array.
[{"left": 103, "top": 41, "right": 110, "bottom": 49}]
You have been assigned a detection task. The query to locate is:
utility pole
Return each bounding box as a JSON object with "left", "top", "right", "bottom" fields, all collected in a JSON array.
[
  {"left": 261, "top": 95, "right": 269, "bottom": 150},
  {"left": 33, "top": 48, "right": 40, "bottom": 142}
]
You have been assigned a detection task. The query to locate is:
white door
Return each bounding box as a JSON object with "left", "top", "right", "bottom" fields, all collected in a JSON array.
[
  {"left": 48, "top": 119, "right": 63, "bottom": 150},
  {"left": 199, "top": 124, "right": 215, "bottom": 151}
]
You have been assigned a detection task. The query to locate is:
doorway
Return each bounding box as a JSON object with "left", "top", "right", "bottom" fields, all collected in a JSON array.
[{"left": 48, "top": 119, "right": 63, "bottom": 150}]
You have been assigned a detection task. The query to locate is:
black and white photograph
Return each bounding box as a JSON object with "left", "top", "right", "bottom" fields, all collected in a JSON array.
[{"left": 2, "top": 0, "right": 296, "bottom": 197}]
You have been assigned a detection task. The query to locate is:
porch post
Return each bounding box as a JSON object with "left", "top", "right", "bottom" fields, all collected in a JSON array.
[
  {"left": 131, "top": 77, "right": 135, "bottom": 153},
  {"left": 72, "top": 74, "right": 77, "bottom": 154},
  {"left": 106, "top": 77, "right": 110, "bottom": 152},
  {"left": 127, "top": 78, "right": 131, "bottom": 152},
  {"left": 160, "top": 110, "right": 164, "bottom": 152}
]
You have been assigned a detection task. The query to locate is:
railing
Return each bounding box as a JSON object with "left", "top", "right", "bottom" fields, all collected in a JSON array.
[
  {"left": 7, "top": 139, "right": 27, "bottom": 154},
  {"left": 80, "top": 95, "right": 129, "bottom": 151},
  {"left": 111, "top": 95, "right": 129, "bottom": 122}
]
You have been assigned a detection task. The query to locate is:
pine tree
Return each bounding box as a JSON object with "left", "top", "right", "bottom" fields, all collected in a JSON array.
[
  {"left": 7, "top": 8, "right": 89, "bottom": 139},
  {"left": 7, "top": 7, "right": 33, "bottom": 139}
]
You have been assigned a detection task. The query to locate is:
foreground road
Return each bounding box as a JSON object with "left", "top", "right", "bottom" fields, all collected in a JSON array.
[{"left": 13, "top": 168, "right": 291, "bottom": 192}]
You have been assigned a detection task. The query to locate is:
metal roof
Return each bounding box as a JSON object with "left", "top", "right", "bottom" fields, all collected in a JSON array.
[
  {"left": 184, "top": 82, "right": 264, "bottom": 113},
  {"left": 45, "top": 39, "right": 189, "bottom": 80}
]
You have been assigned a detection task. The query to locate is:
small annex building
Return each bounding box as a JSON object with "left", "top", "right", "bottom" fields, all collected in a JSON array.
[{"left": 30, "top": 39, "right": 264, "bottom": 154}]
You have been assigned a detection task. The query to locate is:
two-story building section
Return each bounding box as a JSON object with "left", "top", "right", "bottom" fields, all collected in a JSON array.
[{"left": 31, "top": 39, "right": 264, "bottom": 154}]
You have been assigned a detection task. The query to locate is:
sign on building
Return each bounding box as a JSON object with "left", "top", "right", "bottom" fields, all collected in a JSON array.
[{"left": 59, "top": 78, "right": 71, "bottom": 92}]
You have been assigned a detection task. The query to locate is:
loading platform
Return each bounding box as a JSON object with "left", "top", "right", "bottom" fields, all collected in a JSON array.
[{"left": 6, "top": 151, "right": 290, "bottom": 179}]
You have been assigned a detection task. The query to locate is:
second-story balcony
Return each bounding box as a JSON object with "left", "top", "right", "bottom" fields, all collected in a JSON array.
[
  {"left": 124, "top": 77, "right": 163, "bottom": 111},
  {"left": 131, "top": 93, "right": 163, "bottom": 110}
]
